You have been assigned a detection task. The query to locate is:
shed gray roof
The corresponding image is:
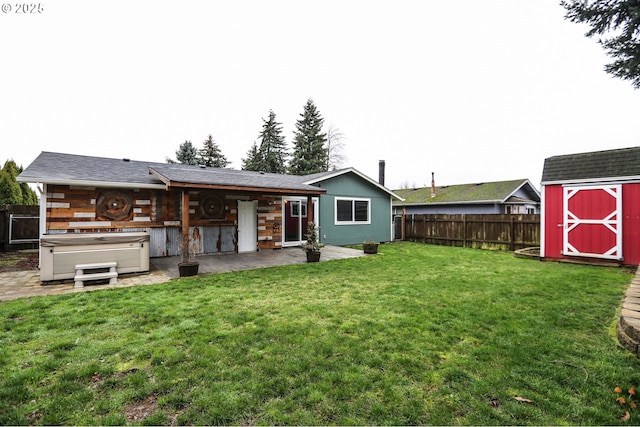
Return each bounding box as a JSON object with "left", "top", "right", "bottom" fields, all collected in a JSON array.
[
  {"left": 17, "top": 151, "right": 325, "bottom": 194},
  {"left": 541, "top": 146, "right": 640, "bottom": 184}
]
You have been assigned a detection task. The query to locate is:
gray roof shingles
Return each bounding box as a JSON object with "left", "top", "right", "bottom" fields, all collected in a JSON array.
[
  {"left": 542, "top": 146, "right": 640, "bottom": 183},
  {"left": 17, "top": 152, "right": 165, "bottom": 186},
  {"left": 148, "top": 164, "right": 324, "bottom": 192},
  {"left": 17, "top": 151, "right": 325, "bottom": 193}
]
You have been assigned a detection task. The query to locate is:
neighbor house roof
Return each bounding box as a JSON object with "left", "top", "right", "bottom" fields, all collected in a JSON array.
[
  {"left": 541, "top": 146, "right": 640, "bottom": 185},
  {"left": 17, "top": 151, "right": 325, "bottom": 195},
  {"left": 393, "top": 179, "right": 540, "bottom": 206},
  {"left": 298, "top": 168, "right": 404, "bottom": 200}
]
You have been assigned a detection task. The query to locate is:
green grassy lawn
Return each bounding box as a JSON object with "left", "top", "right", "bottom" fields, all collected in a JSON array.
[{"left": 1, "top": 242, "right": 639, "bottom": 425}]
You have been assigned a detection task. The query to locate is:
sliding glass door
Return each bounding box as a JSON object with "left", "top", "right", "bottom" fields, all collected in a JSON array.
[{"left": 283, "top": 197, "right": 318, "bottom": 246}]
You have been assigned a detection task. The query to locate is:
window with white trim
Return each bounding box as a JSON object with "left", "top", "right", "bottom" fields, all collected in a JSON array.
[{"left": 335, "top": 197, "right": 370, "bottom": 224}]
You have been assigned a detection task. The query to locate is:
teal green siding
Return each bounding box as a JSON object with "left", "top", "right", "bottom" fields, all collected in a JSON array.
[{"left": 314, "top": 173, "right": 392, "bottom": 246}]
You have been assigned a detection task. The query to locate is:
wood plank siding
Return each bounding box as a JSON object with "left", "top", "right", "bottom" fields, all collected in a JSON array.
[{"left": 44, "top": 185, "right": 285, "bottom": 254}]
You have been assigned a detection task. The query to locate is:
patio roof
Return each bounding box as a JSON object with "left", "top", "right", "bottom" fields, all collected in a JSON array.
[{"left": 148, "top": 164, "right": 325, "bottom": 195}]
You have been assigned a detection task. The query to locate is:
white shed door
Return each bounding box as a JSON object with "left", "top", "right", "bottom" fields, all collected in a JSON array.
[
  {"left": 563, "top": 185, "right": 622, "bottom": 260},
  {"left": 237, "top": 201, "right": 257, "bottom": 253}
]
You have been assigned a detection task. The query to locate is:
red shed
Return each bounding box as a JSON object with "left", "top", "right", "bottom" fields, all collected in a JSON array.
[{"left": 541, "top": 147, "right": 640, "bottom": 266}]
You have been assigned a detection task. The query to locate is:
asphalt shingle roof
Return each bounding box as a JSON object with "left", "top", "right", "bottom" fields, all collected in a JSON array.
[
  {"left": 148, "top": 164, "right": 324, "bottom": 193},
  {"left": 17, "top": 151, "right": 324, "bottom": 194},
  {"left": 541, "top": 146, "right": 640, "bottom": 184},
  {"left": 393, "top": 179, "right": 537, "bottom": 205},
  {"left": 17, "top": 151, "right": 165, "bottom": 187}
]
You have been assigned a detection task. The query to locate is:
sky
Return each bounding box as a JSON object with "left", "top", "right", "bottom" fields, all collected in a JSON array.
[{"left": 2, "top": 1, "right": 638, "bottom": 191}]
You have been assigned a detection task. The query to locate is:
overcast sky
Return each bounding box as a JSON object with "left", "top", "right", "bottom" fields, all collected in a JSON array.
[{"left": 2, "top": 1, "right": 638, "bottom": 190}]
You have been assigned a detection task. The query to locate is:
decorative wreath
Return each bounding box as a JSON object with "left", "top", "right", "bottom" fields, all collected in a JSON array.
[
  {"left": 96, "top": 190, "right": 133, "bottom": 221},
  {"left": 199, "top": 193, "right": 225, "bottom": 219}
]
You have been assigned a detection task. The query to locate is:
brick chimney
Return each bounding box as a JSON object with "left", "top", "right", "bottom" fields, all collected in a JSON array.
[
  {"left": 378, "top": 160, "right": 385, "bottom": 186},
  {"left": 431, "top": 172, "right": 436, "bottom": 198}
]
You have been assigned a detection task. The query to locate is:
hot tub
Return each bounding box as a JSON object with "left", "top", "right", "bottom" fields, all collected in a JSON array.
[{"left": 40, "top": 232, "right": 150, "bottom": 282}]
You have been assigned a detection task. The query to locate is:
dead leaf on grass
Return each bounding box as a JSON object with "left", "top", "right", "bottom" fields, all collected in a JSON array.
[
  {"left": 125, "top": 395, "right": 158, "bottom": 423},
  {"left": 619, "top": 411, "right": 631, "bottom": 422},
  {"left": 514, "top": 396, "right": 533, "bottom": 404}
]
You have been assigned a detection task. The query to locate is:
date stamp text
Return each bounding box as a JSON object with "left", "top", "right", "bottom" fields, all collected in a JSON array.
[{"left": 2, "top": 3, "right": 45, "bottom": 14}]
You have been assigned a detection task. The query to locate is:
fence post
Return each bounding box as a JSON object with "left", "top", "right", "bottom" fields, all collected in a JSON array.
[
  {"left": 462, "top": 214, "right": 467, "bottom": 248},
  {"left": 510, "top": 215, "right": 515, "bottom": 252},
  {"left": 0, "top": 207, "right": 7, "bottom": 252}
]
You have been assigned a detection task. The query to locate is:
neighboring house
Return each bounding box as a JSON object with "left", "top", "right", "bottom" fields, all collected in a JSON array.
[
  {"left": 540, "top": 146, "right": 640, "bottom": 266},
  {"left": 392, "top": 177, "right": 541, "bottom": 216},
  {"left": 17, "top": 152, "right": 400, "bottom": 280}
]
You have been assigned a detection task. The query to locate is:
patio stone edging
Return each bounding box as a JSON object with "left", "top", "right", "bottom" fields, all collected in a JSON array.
[{"left": 617, "top": 266, "right": 640, "bottom": 357}]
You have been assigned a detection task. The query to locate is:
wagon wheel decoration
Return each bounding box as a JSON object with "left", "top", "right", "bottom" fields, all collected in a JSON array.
[
  {"left": 199, "top": 193, "right": 225, "bottom": 219},
  {"left": 96, "top": 190, "right": 133, "bottom": 221}
]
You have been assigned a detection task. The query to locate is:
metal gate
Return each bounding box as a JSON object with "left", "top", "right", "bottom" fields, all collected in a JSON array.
[
  {"left": 1, "top": 205, "right": 39, "bottom": 251},
  {"left": 563, "top": 184, "right": 622, "bottom": 260},
  {"left": 9, "top": 214, "right": 39, "bottom": 244},
  {"left": 393, "top": 215, "right": 402, "bottom": 240}
]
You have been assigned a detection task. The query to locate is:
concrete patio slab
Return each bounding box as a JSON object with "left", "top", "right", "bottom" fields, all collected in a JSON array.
[{"left": 0, "top": 246, "right": 365, "bottom": 302}]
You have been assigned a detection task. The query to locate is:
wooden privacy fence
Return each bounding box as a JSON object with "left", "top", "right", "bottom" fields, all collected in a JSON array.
[
  {"left": 403, "top": 214, "right": 540, "bottom": 251},
  {"left": 0, "top": 205, "right": 39, "bottom": 252}
]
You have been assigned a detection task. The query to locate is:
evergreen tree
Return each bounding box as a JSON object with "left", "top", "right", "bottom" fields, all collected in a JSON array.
[
  {"left": 20, "top": 182, "right": 38, "bottom": 205},
  {"left": 289, "top": 99, "right": 328, "bottom": 175},
  {"left": 0, "top": 172, "right": 22, "bottom": 205},
  {"left": 198, "top": 134, "right": 230, "bottom": 168},
  {"left": 175, "top": 140, "right": 199, "bottom": 165},
  {"left": 562, "top": 0, "right": 640, "bottom": 88},
  {"left": 242, "top": 142, "right": 263, "bottom": 171},
  {"left": 0, "top": 160, "right": 37, "bottom": 205},
  {"left": 257, "top": 110, "right": 288, "bottom": 174}
]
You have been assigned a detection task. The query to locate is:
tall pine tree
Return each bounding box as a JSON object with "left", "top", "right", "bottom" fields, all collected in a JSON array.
[
  {"left": 199, "top": 134, "right": 230, "bottom": 168},
  {"left": 289, "top": 99, "right": 328, "bottom": 175},
  {"left": 241, "top": 142, "right": 263, "bottom": 171},
  {"left": 257, "top": 110, "right": 288, "bottom": 174},
  {"left": 174, "top": 140, "right": 199, "bottom": 165},
  {"left": 562, "top": 0, "right": 640, "bottom": 89}
]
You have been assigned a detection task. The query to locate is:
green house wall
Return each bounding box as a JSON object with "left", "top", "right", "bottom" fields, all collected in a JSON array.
[{"left": 315, "top": 173, "right": 392, "bottom": 246}]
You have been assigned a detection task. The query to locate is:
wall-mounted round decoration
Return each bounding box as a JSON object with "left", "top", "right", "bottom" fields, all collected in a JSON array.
[
  {"left": 96, "top": 190, "right": 133, "bottom": 221},
  {"left": 199, "top": 193, "right": 225, "bottom": 219}
]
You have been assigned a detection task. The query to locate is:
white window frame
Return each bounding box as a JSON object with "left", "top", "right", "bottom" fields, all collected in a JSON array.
[
  {"left": 334, "top": 197, "right": 371, "bottom": 225},
  {"left": 290, "top": 200, "right": 307, "bottom": 218}
]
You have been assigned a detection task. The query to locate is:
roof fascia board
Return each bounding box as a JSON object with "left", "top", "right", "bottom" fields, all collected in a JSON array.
[
  {"left": 502, "top": 179, "right": 541, "bottom": 203},
  {"left": 395, "top": 199, "right": 503, "bottom": 207},
  {"left": 166, "top": 180, "right": 325, "bottom": 195},
  {"left": 541, "top": 176, "right": 640, "bottom": 186},
  {"left": 16, "top": 177, "right": 166, "bottom": 190},
  {"left": 303, "top": 168, "right": 405, "bottom": 201}
]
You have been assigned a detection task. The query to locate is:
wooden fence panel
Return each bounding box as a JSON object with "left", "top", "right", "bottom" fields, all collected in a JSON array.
[{"left": 404, "top": 214, "right": 540, "bottom": 251}]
